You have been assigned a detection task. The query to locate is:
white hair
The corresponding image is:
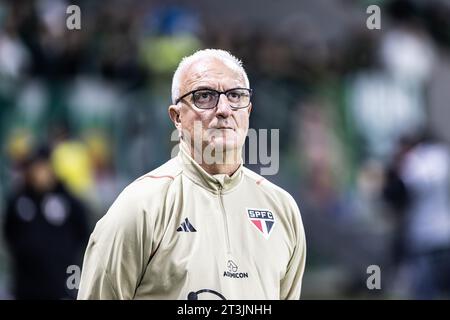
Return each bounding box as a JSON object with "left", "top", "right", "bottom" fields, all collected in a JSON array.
[{"left": 171, "top": 49, "right": 250, "bottom": 104}]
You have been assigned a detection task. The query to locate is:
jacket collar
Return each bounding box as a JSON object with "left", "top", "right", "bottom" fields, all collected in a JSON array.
[{"left": 177, "top": 141, "right": 243, "bottom": 193}]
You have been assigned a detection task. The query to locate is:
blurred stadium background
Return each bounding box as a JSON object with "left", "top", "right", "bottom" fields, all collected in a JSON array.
[{"left": 1, "top": 0, "right": 450, "bottom": 299}]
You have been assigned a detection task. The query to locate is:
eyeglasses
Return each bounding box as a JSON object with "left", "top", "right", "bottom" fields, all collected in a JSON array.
[{"left": 175, "top": 88, "right": 252, "bottom": 110}]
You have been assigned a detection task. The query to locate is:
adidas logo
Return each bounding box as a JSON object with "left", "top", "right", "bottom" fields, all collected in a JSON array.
[{"left": 177, "top": 217, "right": 197, "bottom": 232}]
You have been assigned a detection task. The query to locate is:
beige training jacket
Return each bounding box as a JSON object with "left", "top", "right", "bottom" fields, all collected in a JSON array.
[{"left": 77, "top": 143, "right": 306, "bottom": 300}]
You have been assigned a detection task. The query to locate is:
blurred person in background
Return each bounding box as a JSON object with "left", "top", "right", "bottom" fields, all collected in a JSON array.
[
  {"left": 384, "top": 132, "right": 450, "bottom": 299},
  {"left": 77, "top": 49, "right": 306, "bottom": 300},
  {"left": 2, "top": 146, "right": 90, "bottom": 299},
  {"left": 398, "top": 133, "right": 450, "bottom": 299},
  {"left": 49, "top": 123, "right": 95, "bottom": 201}
]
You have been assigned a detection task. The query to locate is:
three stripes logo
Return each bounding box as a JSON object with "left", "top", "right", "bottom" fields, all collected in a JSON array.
[
  {"left": 177, "top": 217, "right": 197, "bottom": 232},
  {"left": 247, "top": 208, "right": 275, "bottom": 239}
]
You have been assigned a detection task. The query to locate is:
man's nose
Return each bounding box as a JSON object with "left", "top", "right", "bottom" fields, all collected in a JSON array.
[{"left": 215, "top": 93, "right": 232, "bottom": 118}]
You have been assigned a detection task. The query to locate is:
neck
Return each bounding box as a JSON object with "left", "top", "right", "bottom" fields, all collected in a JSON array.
[
  {"left": 182, "top": 141, "right": 242, "bottom": 176},
  {"left": 200, "top": 161, "right": 240, "bottom": 176}
]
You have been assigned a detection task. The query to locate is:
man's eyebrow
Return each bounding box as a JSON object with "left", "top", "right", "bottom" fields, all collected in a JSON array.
[{"left": 191, "top": 86, "right": 215, "bottom": 91}]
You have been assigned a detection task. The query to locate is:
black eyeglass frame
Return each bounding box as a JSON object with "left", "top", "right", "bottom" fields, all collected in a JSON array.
[{"left": 174, "top": 87, "right": 253, "bottom": 109}]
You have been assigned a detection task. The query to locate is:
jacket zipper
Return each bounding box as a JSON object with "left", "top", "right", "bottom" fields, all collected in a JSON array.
[{"left": 218, "top": 186, "right": 231, "bottom": 254}]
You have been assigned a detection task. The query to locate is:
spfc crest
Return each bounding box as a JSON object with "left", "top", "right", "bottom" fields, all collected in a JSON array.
[{"left": 247, "top": 208, "right": 275, "bottom": 239}]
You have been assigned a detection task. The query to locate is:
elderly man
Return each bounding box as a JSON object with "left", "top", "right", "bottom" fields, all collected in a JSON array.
[{"left": 78, "top": 49, "right": 306, "bottom": 300}]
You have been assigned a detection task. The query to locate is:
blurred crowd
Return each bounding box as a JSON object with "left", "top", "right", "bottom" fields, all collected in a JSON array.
[{"left": 0, "top": 0, "right": 450, "bottom": 299}]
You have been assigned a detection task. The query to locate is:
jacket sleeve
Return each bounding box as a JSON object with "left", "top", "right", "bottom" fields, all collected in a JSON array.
[
  {"left": 77, "top": 185, "right": 153, "bottom": 300},
  {"left": 280, "top": 196, "right": 307, "bottom": 300}
]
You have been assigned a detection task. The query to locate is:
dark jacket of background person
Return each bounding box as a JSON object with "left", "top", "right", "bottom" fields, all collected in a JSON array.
[{"left": 2, "top": 150, "right": 90, "bottom": 300}]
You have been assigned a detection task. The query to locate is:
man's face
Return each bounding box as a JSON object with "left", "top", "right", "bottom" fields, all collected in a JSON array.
[{"left": 170, "top": 58, "right": 252, "bottom": 161}]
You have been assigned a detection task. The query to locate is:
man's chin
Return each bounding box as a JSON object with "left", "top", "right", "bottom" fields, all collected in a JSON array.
[
  {"left": 202, "top": 137, "right": 242, "bottom": 163},
  {"left": 208, "top": 137, "right": 238, "bottom": 151}
]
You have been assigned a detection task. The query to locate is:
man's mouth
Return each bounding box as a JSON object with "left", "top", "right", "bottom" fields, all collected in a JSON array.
[{"left": 211, "top": 127, "right": 234, "bottom": 130}]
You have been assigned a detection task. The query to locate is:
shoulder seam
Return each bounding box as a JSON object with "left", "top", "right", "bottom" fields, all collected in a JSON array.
[
  {"left": 256, "top": 177, "right": 265, "bottom": 185},
  {"left": 242, "top": 167, "right": 266, "bottom": 186},
  {"left": 135, "top": 174, "right": 176, "bottom": 182},
  {"left": 242, "top": 168, "right": 292, "bottom": 199}
]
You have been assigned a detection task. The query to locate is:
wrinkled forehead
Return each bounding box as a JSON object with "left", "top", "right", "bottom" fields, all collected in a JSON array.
[{"left": 180, "top": 57, "right": 247, "bottom": 91}]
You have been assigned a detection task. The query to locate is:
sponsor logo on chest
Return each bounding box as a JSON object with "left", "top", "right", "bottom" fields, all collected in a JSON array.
[{"left": 223, "top": 260, "right": 248, "bottom": 279}]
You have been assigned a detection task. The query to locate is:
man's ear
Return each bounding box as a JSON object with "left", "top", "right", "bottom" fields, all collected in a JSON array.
[
  {"left": 247, "top": 103, "right": 253, "bottom": 115},
  {"left": 168, "top": 104, "right": 182, "bottom": 130}
]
